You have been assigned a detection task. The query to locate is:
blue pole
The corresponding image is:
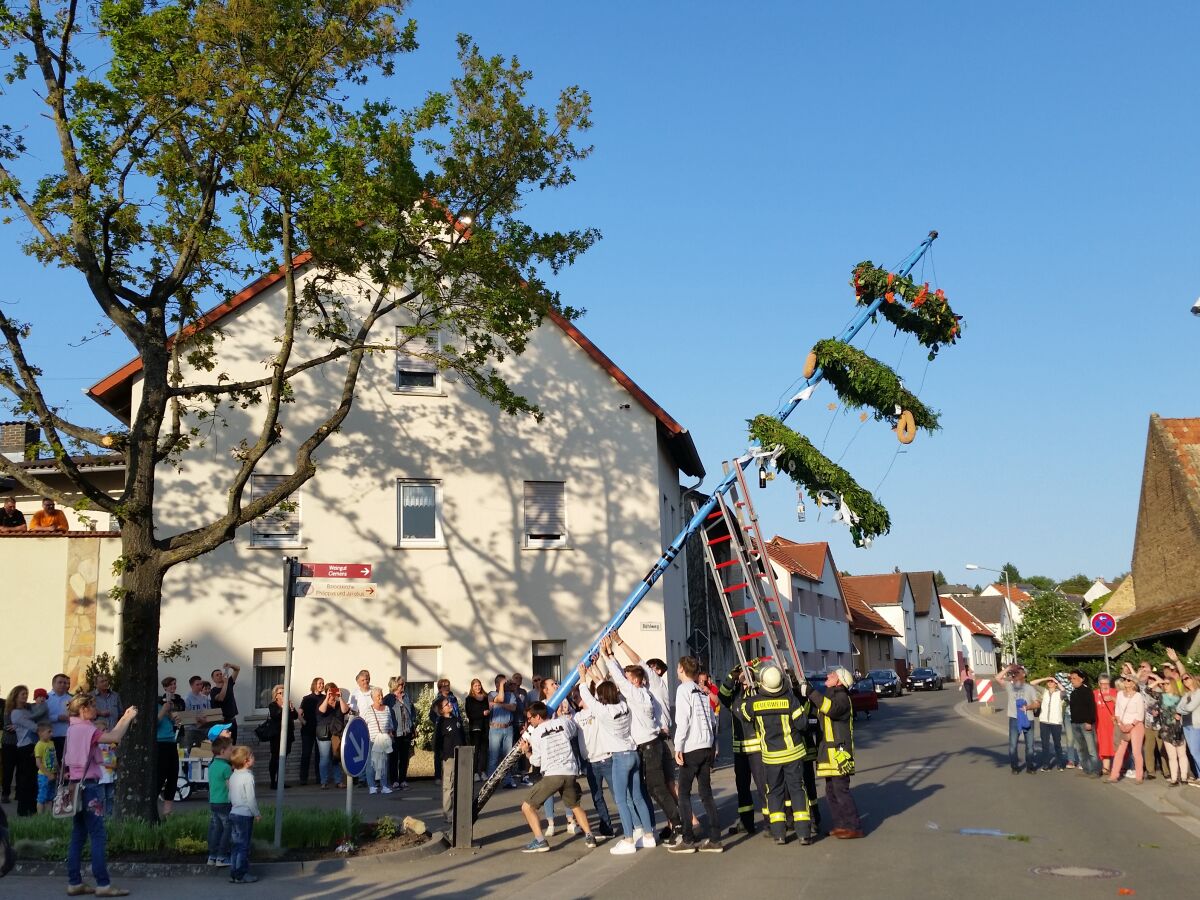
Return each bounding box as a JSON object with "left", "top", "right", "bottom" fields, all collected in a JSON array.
[{"left": 475, "top": 231, "right": 938, "bottom": 813}]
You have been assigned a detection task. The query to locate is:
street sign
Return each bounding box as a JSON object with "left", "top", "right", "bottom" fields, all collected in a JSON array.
[
  {"left": 1090, "top": 612, "right": 1116, "bottom": 637},
  {"left": 306, "top": 582, "right": 378, "bottom": 599},
  {"left": 300, "top": 562, "right": 372, "bottom": 579},
  {"left": 342, "top": 717, "right": 370, "bottom": 779}
]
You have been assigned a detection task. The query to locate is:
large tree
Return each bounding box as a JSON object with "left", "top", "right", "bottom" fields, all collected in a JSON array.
[
  {"left": 0, "top": 0, "right": 595, "bottom": 819},
  {"left": 1014, "top": 591, "right": 1083, "bottom": 676}
]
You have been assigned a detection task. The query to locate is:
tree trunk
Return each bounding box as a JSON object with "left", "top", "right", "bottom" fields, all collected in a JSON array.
[{"left": 115, "top": 526, "right": 166, "bottom": 822}]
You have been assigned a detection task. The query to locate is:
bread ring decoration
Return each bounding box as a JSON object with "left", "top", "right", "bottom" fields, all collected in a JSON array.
[
  {"left": 896, "top": 410, "right": 916, "bottom": 445},
  {"left": 802, "top": 350, "right": 818, "bottom": 380}
]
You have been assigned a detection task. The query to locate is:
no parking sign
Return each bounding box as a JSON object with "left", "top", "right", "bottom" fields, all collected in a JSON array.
[{"left": 1090, "top": 612, "right": 1117, "bottom": 678}]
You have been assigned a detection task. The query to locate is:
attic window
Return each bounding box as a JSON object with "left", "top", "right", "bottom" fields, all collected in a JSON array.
[
  {"left": 395, "top": 328, "right": 441, "bottom": 392},
  {"left": 249, "top": 474, "right": 302, "bottom": 548},
  {"left": 524, "top": 481, "right": 568, "bottom": 548}
]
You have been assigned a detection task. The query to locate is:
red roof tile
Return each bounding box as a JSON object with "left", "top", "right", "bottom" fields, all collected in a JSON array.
[
  {"left": 843, "top": 584, "right": 900, "bottom": 637},
  {"left": 991, "top": 583, "right": 1032, "bottom": 604},
  {"left": 841, "top": 573, "right": 905, "bottom": 606},
  {"left": 940, "top": 597, "right": 995, "bottom": 639},
  {"left": 765, "top": 536, "right": 827, "bottom": 581}
]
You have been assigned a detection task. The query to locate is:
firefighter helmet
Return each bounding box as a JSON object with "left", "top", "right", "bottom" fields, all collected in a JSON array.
[{"left": 758, "top": 664, "right": 785, "bottom": 695}]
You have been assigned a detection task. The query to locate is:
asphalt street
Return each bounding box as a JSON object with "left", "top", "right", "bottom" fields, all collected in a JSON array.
[{"left": 6, "top": 688, "right": 1199, "bottom": 898}]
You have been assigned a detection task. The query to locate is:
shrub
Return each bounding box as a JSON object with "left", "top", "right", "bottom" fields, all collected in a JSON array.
[
  {"left": 375, "top": 815, "right": 400, "bottom": 840},
  {"left": 414, "top": 685, "right": 436, "bottom": 751},
  {"left": 172, "top": 835, "right": 208, "bottom": 855}
]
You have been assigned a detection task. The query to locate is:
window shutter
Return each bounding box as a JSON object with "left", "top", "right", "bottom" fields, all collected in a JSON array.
[
  {"left": 396, "top": 328, "right": 440, "bottom": 388},
  {"left": 251, "top": 475, "right": 300, "bottom": 539},
  {"left": 524, "top": 481, "right": 566, "bottom": 542},
  {"left": 404, "top": 647, "right": 440, "bottom": 684}
]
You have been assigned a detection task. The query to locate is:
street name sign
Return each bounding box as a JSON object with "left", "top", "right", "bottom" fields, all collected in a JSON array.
[
  {"left": 307, "top": 582, "right": 378, "bottom": 599},
  {"left": 300, "top": 562, "right": 372, "bottom": 579}
]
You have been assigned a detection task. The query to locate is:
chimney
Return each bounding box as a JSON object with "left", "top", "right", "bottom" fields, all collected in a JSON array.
[{"left": 0, "top": 422, "right": 40, "bottom": 461}]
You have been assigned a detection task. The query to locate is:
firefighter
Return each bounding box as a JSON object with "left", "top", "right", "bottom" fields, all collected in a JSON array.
[
  {"left": 815, "top": 668, "right": 863, "bottom": 839},
  {"left": 737, "top": 664, "right": 813, "bottom": 845},
  {"left": 792, "top": 674, "right": 822, "bottom": 837},
  {"left": 718, "top": 662, "right": 768, "bottom": 835}
]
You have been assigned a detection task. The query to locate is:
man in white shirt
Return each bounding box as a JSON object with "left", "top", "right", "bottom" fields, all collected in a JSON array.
[
  {"left": 516, "top": 701, "right": 600, "bottom": 853},
  {"left": 347, "top": 670, "right": 375, "bottom": 717},
  {"left": 670, "top": 656, "right": 722, "bottom": 853}
]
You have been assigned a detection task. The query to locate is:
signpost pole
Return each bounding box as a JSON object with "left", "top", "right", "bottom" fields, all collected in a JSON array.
[
  {"left": 1103, "top": 634, "right": 1110, "bottom": 679},
  {"left": 274, "top": 556, "right": 298, "bottom": 849},
  {"left": 346, "top": 770, "right": 353, "bottom": 820}
]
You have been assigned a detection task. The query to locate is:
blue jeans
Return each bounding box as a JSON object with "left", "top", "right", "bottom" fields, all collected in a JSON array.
[
  {"left": 67, "top": 782, "right": 110, "bottom": 888},
  {"left": 101, "top": 782, "right": 115, "bottom": 818},
  {"left": 1071, "top": 723, "right": 1098, "bottom": 774},
  {"left": 229, "top": 813, "right": 254, "bottom": 880},
  {"left": 487, "top": 727, "right": 514, "bottom": 785},
  {"left": 584, "top": 758, "right": 615, "bottom": 834},
  {"left": 1039, "top": 723, "right": 1063, "bottom": 769},
  {"left": 317, "top": 738, "right": 338, "bottom": 785},
  {"left": 1008, "top": 718, "right": 1035, "bottom": 771},
  {"left": 1184, "top": 726, "right": 1200, "bottom": 780},
  {"left": 208, "top": 802, "right": 232, "bottom": 861},
  {"left": 611, "top": 749, "right": 654, "bottom": 838}
]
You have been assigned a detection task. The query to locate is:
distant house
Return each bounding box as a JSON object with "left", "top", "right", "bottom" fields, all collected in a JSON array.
[
  {"left": 958, "top": 595, "right": 1015, "bottom": 666},
  {"left": 841, "top": 573, "right": 918, "bottom": 679},
  {"left": 937, "top": 583, "right": 976, "bottom": 600},
  {"left": 842, "top": 583, "right": 901, "bottom": 676},
  {"left": 940, "top": 596, "right": 999, "bottom": 677},
  {"left": 1059, "top": 415, "right": 1200, "bottom": 660},
  {"left": 1084, "top": 578, "right": 1120, "bottom": 605},
  {"left": 765, "top": 537, "right": 853, "bottom": 674},
  {"left": 905, "top": 571, "right": 952, "bottom": 678}
]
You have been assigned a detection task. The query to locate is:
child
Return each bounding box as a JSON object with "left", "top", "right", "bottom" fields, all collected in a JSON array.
[
  {"left": 227, "top": 745, "right": 260, "bottom": 884},
  {"left": 34, "top": 722, "right": 56, "bottom": 814},
  {"left": 97, "top": 741, "right": 117, "bottom": 817},
  {"left": 434, "top": 698, "right": 466, "bottom": 830},
  {"left": 206, "top": 736, "right": 234, "bottom": 868}
]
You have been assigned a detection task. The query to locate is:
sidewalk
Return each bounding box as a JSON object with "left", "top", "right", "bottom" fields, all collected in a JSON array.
[{"left": 955, "top": 690, "right": 1200, "bottom": 840}]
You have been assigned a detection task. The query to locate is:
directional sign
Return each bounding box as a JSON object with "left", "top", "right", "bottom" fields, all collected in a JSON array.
[
  {"left": 300, "top": 562, "right": 372, "bottom": 579},
  {"left": 1090, "top": 612, "right": 1117, "bottom": 637},
  {"left": 341, "top": 717, "right": 370, "bottom": 779},
  {"left": 306, "top": 582, "right": 377, "bottom": 600}
]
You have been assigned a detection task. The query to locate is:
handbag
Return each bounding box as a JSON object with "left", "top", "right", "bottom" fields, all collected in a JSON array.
[
  {"left": 51, "top": 758, "right": 81, "bottom": 819},
  {"left": 254, "top": 719, "right": 272, "bottom": 743}
]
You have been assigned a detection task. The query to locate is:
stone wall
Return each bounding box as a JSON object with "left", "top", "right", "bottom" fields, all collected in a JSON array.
[{"left": 1132, "top": 418, "right": 1200, "bottom": 610}]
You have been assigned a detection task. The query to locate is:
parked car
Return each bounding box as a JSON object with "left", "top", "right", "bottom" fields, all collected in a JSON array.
[
  {"left": 867, "top": 668, "right": 904, "bottom": 697},
  {"left": 906, "top": 668, "right": 944, "bottom": 691},
  {"left": 850, "top": 679, "right": 880, "bottom": 718}
]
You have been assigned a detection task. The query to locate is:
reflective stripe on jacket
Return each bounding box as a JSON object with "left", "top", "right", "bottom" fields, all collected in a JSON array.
[{"left": 737, "top": 691, "right": 809, "bottom": 765}]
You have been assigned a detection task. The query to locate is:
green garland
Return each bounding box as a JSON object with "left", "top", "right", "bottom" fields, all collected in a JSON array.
[
  {"left": 812, "top": 338, "right": 940, "bottom": 432},
  {"left": 749, "top": 415, "right": 891, "bottom": 545},
  {"left": 851, "top": 261, "right": 962, "bottom": 359}
]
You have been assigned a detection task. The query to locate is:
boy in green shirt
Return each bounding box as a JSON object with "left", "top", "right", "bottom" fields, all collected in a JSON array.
[
  {"left": 34, "top": 722, "right": 56, "bottom": 814},
  {"left": 206, "top": 736, "right": 234, "bottom": 867}
]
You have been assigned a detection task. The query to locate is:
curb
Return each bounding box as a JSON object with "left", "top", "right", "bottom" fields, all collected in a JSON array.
[{"left": 10, "top": 831, "right": 448, "bottom": 879}]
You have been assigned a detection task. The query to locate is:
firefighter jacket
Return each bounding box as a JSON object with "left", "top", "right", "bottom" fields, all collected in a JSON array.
[
  {"left": 815, "top": 685, "right": 855, "bottom": 777},
  {"left": 719, "top": 671, "right": 760, "bottom": 754},
  {"left": 737, "top": 690, "right": 810, "bottom": 765}
]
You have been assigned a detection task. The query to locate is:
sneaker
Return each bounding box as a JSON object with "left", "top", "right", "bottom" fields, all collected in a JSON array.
[
  {"left": 667, "top": 840, "right": 696, "bottom": 854},
  {"left": 546, "top": 819, "right": 557, "bottom": 837},
  {"left": 663, "top": 830, "right": 683, "bottom": 848},
  {"left": 521, "top": 838, "right": 550, "bottom": 854},
  {"left": 584, "top": 834, "right": 598, "bottom": 849},
  {"left": 636, "top": 834, "right": 657, "bottom": 849},
  {"left": 335, "top": 782, "right": 344, "bottom": 789},
  {"left": 658, "top": 827, "right": 674, "bottom": 844},
  {"left": 698, "top": 838, "right": 723, "bottom": 853},
  {"left": 391, "top": 782, "right": 400, "bottom": 790},
  {"left": 94, "top": 889, "right": 131, "bottom": 897},
  {"left": 609, "top": 838, "right": 637, "bottom": 855},
  {"left": 522, "top": 776, "right": 533, "bottom": 786},
  {"left": 230, "top": 875, "right": 259, "bottom": 884},
  {"left": 66, "top": 887, "right": 96, "bottom": 897},
  {"left": 598, "top": 826, "right": 616, "bottom": 838},
  {"left": 567, "top": 820, "right": 579, "bottom": 835},
  {"left": 474, "top": 773, "right": 482, "bottom": 782},
  {"left": 589, "top": 831, "right": 607, "bottom": 843},
  {"left": 207, "top": 858, "right": 217, "bottom": 867},
  {"left": 369, "top": 786, "right": 378, "bottom": 795},
  {"left": 400, "top": 781, "right": 409, "bottom": 789},
  {"left": 381, "top": 786, "right": 393, "bottom": 795},
  {"left": 214, "top": 859, "right": 230, "bottom": 868}
]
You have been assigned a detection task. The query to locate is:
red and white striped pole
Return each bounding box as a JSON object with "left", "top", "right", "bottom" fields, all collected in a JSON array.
[{"left": 976, "top": 678, "right": 994, "bottom": 711}]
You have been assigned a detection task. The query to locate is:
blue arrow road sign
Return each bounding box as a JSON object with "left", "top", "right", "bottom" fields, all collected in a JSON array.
[
  {"left": 1090, "top": 612, "right": 1116, "bottom": 637},
  {"left": 341, "top": 717, "right": 369, "bottom": 779}
]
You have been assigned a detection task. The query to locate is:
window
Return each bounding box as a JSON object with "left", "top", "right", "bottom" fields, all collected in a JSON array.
[
  {"left": 397, "top": 480, "right": 442, "bottom": 546},
  {"left": 249, "top": 474, "right": 302, "bottom": 547},
  {"left": 395, "top": 328, "right": 442, "bottom": 392},
  {"left": 532, "top": 641, "right": 564, "bottom": 682},
  {"left": 254, "top": 648, "right": 286, "bottom": 710},
  {"left": 403, "top": 646, "right": 440, "bottom": 703},
  {"left": 524, "top": 481, "right": 567, "bottom": 547}
]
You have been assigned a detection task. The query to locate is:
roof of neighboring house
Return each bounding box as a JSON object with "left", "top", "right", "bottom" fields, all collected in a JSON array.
[
  {"left": 85, "top": 256, "right": 705, "bottom": 478},
  {"left": 1056, "top": 595, "right": 1200, "bottom": 658},
  {"left": 940, "top": 597, "right": 995, "bottom": 639},
  {"left": 905, "top": 571, "right": 939, "bottom": 616},
  {"left": 958, "top": 595, "right": 1006, "bottom": 626},
  {"left": 937, "top": 583, "right": 974, "bottom": 596},
  {"left": 765, "top": 536, "right": 826, "bottom": 582},
  {"left": 991, "top": 582, "right": 1033, "bottom": 604},
  {"left": 842, "top": 584, "right": 900, "bottom": 637},
  {"left": 0, "top": 454, "right": 126, "bottom": 480},
  {"left": 841, "top": 573, "right": 906, "bottom": 606}
]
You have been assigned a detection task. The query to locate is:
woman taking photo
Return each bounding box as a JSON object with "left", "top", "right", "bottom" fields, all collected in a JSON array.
[
  {"left": 267, "top": 684, "right": 299, "bottom": 791},
  {"left": 63, "top": 693, "right": 137, "bottom": 897},
  {"left": 1109, "top": 676, "right": 1146, "bottom": 784},
  {"left": 316, "top": 683, "right": 348, "bottom": 789},
  {"left": 576, "top": 662, "right": 654, "bottom": 855},
  {"left": 464, "top": 679, "right": 490, "bottom": 782}
]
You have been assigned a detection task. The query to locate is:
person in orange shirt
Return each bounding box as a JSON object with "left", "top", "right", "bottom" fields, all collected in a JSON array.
[{"left": 29, "top": 497, "right": 69, "bottom": 532}]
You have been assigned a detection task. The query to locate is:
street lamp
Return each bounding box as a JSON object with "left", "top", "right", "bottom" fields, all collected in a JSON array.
[{"left": 966, "top": 563, "right": 1018, "bottom": 665}]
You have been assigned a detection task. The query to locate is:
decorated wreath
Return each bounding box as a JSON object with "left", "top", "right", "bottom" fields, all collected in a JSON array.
[
  {"left": 809, "top": 338, "right": 940, "bottom": 433},
  {"left": 851, "top": 261, "right": 962, "bottom": 359}
]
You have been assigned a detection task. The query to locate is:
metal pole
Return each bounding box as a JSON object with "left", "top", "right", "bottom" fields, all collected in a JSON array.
[
  {"left": 1103, "top": 634, "right": 1111, "bottom": 679},
  {"left": 1004, "top": 570, "right": 1016, "bottom": 665},
  {"left": 274, "top": 558, "right": 296, "bottom": 849},
  {"left": 345, "top": 769, "right": 353, "bottom": 820}
]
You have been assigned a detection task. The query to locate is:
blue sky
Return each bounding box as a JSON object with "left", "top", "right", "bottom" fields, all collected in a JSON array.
[{"left": 3, "top": 2, "right": 1198, "bottom": 585}]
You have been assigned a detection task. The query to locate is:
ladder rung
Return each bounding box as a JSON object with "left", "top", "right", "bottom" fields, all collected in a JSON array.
[
  {"left": 714, "top": 559, "right": 737, "bottom": 570},
  {"left": 723, "top": 582, "right": 748, "bottom": 594},
  {"left": 761, "top": 597, "right": 777, "bottom": 603},
  {"left": 769, "top": 620, "right": 781, "bottom": 626},
  {"left": 705, "top": 511, "right": 723, "bottom": 521},
  {"left": 739, "top": 631, "right": 765, "bottom": 641},
  {"left": 730, "top": 607, "right": 755, "bottom": 617},
  {"left": 707, "top": 534, "right": 732, "bottom": 546},
  {"left": 758, "top": 656, "right": 773, "bottom": 662}
]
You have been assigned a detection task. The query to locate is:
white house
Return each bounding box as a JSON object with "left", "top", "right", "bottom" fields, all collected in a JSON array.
[
  {"left": 1084, "top": 578, "right": 1120, "bottom": 605},
  {"left": 958, "top": 595, "right": 1015, "bottom": 666},
  {"left": 939, "top": 596, "right": 999, "bottom": 678},
  {"left": 841, "top": 573, "right": 918, "bottom": 678},
  {"left": 980, "top": 581, "right": 1031, "bottom": 628},
  {"left": 25, "top": 257, "right": 707, "bottom": 709},
  {"left": 765, "top": 537, "right": 852, "bottom": 674},
  {"left": 905, "top": 571, "right": 951, "bottom": 678}
]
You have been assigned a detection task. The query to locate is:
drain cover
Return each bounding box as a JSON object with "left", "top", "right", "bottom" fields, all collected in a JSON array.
[{"left": 1030, "top": 866, "right": 1122, "bottom": 879}]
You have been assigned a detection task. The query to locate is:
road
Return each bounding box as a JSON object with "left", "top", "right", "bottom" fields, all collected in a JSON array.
[{"left": 6, "top": 688, "right": 1198, "bottom": 898}]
